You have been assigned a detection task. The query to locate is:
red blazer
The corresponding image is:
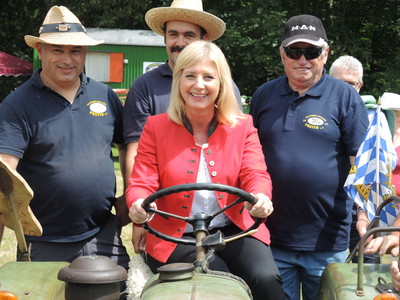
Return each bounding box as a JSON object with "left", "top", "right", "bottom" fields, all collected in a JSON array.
[{"left": 126, "top": 113, "right": 272, "bottom": 262}]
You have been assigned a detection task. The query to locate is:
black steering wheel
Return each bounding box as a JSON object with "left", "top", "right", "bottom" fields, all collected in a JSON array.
[{"left": 141, "top": 183, "right": 264, "bottom": 245}]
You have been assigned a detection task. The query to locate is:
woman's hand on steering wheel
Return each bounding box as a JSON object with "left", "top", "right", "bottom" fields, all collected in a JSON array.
[
  {"left": 245, "top": 193, "right": 273, "bottom": 218},
  {"left": 140, "top": 183, "right": 264, "bottom": 246},
  {"left": 129, "top": 198, "right": 157, "bottom": 224}
]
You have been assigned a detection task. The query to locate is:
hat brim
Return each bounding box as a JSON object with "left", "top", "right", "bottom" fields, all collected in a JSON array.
[
  {"left": 0, "top": 157, "right": 42, "bottom": 237},
  {"left": 25, "top": 32, "right": 103, "bottom": 48},
  {"left": 381, "top": 92, "right": 400, "bottom": 111},
  {"left": 145, "top": 7, "right": 226, "bottom": 41},
  {"left": 282, "top": 36, "right": 327, "bottom": 47}
]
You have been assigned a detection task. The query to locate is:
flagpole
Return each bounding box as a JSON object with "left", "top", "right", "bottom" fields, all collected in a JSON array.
[{"left": 375, "top": 97, "right": 381, "bottom": 209}]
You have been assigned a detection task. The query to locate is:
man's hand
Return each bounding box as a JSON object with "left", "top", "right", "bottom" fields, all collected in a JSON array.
[
  {"left": 391, "top": 260, "right": 400, "bottom": 292},
  {"left": 356, "top": 209, "right": 370, "bottom": 239},
  {"left": 358, "top": 209, "right": 400, "bottom": 257},
  {"left": 114, "top": 195, "right": 131, "bottom": 226},
  {"left": 132, "top": 226, "right": 146, "bottom": 253},
  {"left": 364, "top": 235, "right": 399, "bottom": 257}
]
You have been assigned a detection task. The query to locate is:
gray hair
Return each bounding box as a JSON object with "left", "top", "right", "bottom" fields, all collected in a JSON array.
[{"left": 329, "top": 55, "right": 363, "bottom": 81}]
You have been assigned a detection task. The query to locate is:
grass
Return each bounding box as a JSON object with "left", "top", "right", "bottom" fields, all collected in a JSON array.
[{"left": 0, "top": 148, "right": 134, "bottom": 266}]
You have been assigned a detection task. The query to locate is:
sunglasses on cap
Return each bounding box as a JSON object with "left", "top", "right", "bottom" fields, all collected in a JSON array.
[{"left": 283, "top": 47, "right": 324, "bottom": 60}]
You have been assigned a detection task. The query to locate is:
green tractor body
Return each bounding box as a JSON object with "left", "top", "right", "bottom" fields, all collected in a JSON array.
[
  {"left": 141, "top": 271, "right": 252, "bottom": 300},
  {"left": 319, "top": 262, "right": 392, "bottom": 300},
  {"left": 319, "top": 224, "right": 400, "bottom": 300},
  {"left": 0, "top": 261, "right": 68, "bottom": 299}
]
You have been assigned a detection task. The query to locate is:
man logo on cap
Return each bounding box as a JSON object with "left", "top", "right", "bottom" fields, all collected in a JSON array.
[{"left": 291, "top": 25, "right": 317, "bottom": 33}]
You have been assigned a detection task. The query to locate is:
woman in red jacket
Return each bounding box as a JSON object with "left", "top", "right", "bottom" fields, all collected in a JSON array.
[{"left": 126, "top": 40, "right": 284, "bottom": 300}]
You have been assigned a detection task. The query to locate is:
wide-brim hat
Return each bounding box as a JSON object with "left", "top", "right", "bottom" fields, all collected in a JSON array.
[
  {"left": 0, "top": 157, "right": 42, "bottom": 237},
  {"left": 281, "top": 14, "right": 328, "bottom": 47},
  {"left": 145, "top": 0, "right": 226, "bottom": 41},
  {"left": 381, "top": 92, "right": 400, "bottom": 111},
  {"left": 25, "top": 6, "right": 103, "bottom": 48}
]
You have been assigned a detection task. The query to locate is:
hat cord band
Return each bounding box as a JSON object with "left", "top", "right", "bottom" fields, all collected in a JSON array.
[{"left": 39, "top": 23, "right": 86, "bottom": 34}]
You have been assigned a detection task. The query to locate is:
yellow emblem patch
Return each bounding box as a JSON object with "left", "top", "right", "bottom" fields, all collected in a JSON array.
[
  {"left": 303, "top": 115, "right": 328, "bottom": 130},
  {"left": 88, "top": 101, "right": 108, "bottom": 117}
]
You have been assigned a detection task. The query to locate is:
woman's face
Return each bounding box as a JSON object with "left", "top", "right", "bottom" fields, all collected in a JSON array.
[{"left": 180, "top": 59, "right": 220, "bottom": 115}]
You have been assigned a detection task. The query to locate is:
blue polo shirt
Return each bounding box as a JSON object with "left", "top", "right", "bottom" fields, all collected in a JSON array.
[
  {"left": 0, "top": 69, "right": 124, "bottom": 242},
  {"left": 250, "top": 71, "right": 369, "bottom": 251},
  {"left": 123, "top": 62, "right": 173, "bottom": 143},
  {"left": 123, "top": 61, "right": 243, "bottom": 143}
]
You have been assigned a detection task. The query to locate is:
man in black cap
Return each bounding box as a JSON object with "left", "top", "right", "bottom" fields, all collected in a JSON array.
[{"left": 250, "top": 14, "right": 369, "bottom": 299}]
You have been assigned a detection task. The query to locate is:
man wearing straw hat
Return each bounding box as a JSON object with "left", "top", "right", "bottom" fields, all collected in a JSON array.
[
  {"left": 0, "top": 5, "right": 130, "bottom": 277},
  {"left": 123, "top": 0, "right": 240, "bottom": 252}
]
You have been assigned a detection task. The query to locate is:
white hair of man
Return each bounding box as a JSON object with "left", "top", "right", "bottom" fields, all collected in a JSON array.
[{"left": 329, "top": 55, "right": 363, "bottom": 82}]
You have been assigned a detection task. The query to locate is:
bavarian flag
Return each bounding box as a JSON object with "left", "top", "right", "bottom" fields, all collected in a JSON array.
[{"left": 344, "top": 104, "right": 398, "bottom": 226}]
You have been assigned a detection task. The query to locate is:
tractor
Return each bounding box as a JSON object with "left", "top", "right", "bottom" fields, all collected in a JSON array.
[
  {"left": 3, "top": 151, "right": 400, "bottom": 300},
  {"left": 319, "top": 196, "right": 400, "bottom": 300}
]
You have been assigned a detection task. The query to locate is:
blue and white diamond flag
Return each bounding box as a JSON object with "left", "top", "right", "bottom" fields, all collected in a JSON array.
[{"left": 344, "top": 104, "right": 399, "bottom": 226}]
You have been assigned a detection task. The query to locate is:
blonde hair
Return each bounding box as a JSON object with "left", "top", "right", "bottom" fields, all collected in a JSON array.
[{"left": 167, "top": 40, "right": 242, "bottom": 126}]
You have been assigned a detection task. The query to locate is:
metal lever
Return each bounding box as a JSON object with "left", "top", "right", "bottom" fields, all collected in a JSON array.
[{"left": 225, "top": 229, "right": 258, "bottom": 243}]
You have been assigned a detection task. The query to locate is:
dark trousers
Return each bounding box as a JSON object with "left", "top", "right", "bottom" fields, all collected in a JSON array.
[
  {"left": 146, "top": 224, "right": 284, "bottom": 300},
  {"left": 27, "top": 214, "right": 130, "bottom": 269},
  {"left": 26, "top": 215, "right": 130, "bottom": 299}
]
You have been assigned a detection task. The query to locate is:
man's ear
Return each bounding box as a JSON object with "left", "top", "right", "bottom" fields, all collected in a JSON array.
[
  {"left": 201, "top": 33, "right": 210, "bottom": 41},
  {"left": 322, "top": 47, "right": 330, "bottom": 64},
  {"left": 357, "top": 81, "right": 364, "bottom": 92},
  {"left": 279, "top": 47, "right": 285, "bottom": 64},
  {"left": 35, "top": 43, "right": 44, "bottom": 60}
]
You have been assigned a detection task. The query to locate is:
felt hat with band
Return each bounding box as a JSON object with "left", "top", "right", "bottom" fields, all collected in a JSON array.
[
  {"left": 25, "top": 6, "right": 103, "bottom": 48},
  {"left": 145, "top": 0, "right": 226, "bottom": 41}
]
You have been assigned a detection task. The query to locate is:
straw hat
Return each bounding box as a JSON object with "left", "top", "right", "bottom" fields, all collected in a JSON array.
[
  {"left": 145, "top": 0, "right": 226, "bottom": 41},
  {"left": 24, "top": 6, "right": 103, "bottom": 48}
]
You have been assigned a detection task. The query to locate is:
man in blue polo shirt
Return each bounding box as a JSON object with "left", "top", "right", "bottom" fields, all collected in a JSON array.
[
  {"left": 123, "top": 0, "right": 227, "bottom": 183},
  {"left": 123, "top": 0, "right": 242, "bottom": 253},
  {"left": 250, "top": 14, "right": 369, "bottom": 300},
  {"left": 0, "top": 5, "right": 130, "bottom": 276}
]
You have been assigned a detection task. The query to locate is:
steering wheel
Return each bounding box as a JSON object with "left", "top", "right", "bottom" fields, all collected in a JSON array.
[{"left": 141, "top": 183, "right": 264, "bottom": 245}]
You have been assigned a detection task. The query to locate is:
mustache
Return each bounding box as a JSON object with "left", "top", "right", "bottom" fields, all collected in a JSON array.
[{"left": 171, "top": 46, "right": 185, "bottom": 53}]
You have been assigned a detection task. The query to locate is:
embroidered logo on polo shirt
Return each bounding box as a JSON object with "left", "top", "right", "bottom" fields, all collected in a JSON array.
[
  {"left": 303, "top": 114, "right": 327, "bottom": 130},
  {"left": 88, "top": 101, "right": 108, "bottom": 117}
]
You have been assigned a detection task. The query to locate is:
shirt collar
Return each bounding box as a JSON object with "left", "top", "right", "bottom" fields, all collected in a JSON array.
[
  {"left": 280, "top": 69, "right": 327, "bottom": 98},
  {"left": 31, "top": 68, "right": 87, "bottom": 92},
  {"left": 157, "top": 61, "right": 173, "bottom": 78},
  {"left": 182, "top": 114, "right": 219, "bottom": 137}
]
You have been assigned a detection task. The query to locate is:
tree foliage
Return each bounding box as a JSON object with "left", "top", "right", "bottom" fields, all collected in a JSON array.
[{"left": 1, "top": 0, "right": 400, "bottom": 100}]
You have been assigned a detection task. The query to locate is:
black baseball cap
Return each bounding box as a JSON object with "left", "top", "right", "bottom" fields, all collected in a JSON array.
[{"left": 281, "top": 14, "right": 328, "bottom": 47}]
